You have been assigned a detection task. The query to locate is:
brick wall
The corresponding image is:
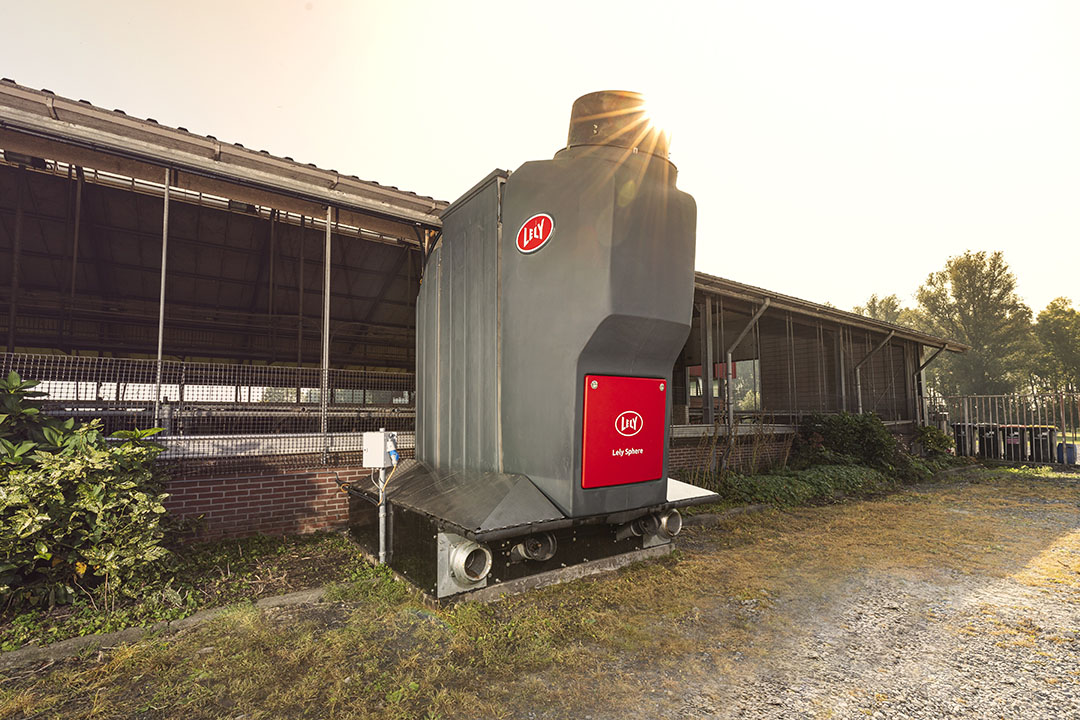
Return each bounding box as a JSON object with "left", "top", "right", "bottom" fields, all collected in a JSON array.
[
  {"left": 669, "top": 433, "right": 795, "bottom": 475},
  {"left": 164, "top": 422, "right": 911, "bottom": 539},
  {"left": 163, "top": 466, "right": 375, "bottom": 540}
]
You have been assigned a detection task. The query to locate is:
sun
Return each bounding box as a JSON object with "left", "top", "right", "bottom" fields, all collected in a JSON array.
[{"left": 640, "top": 90, "right": 679, "bottom": 153}]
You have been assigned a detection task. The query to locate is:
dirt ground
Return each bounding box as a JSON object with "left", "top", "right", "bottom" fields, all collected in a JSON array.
[
  {"left": 2, "top": 465, "right": 1078, "bottom": 719},
  {"left": 642, "top": 469, "right": 1080, "bottom": 719}
]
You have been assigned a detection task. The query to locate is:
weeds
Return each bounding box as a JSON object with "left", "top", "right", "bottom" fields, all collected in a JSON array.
[{"left": 1, "top": 532, "right": 365, "bottom": 651}]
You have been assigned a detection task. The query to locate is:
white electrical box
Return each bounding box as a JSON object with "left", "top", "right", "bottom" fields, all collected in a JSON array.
[{"left": 363, "top": 431, "right": 396, "bottom": 469}]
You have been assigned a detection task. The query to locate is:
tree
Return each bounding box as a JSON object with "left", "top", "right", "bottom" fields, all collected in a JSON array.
[
  {"left": 915, "top": 251, "right": 1034, "bottom": 395},
  {"left": 853, "top": 293, "right": 919, "bottom": 327},
  {"left": 1032, "top": 297, "right": 1080, "bottom": 392}
]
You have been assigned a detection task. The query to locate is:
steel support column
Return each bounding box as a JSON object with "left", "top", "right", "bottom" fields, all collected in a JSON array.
[
  {"left": 853, "top": 330, "right": 895, "bottom": 415},
  {"left": 65, "top": 166, "right": 84, "bottom": 349},
  {"left": 268, "top": 209, "right": 276, "bottom": 363},
  {"left": 153, "top": 168, "right": 171, "bottom": 426},
  {"left": 320, "top": 206, "right": 332, "bottom": 448},
  {"left": 838, "top": 328, "right": 848, "bottom": 411},
  {"left": 725, "top": 298, "right": 770, "bottom": 434},
  {"left": 296, "top": 215, "right": 306, "bottom": 404},
  {"left": 914, "top": 345, "right": 946, "bottom": 425},
  {"left": 5, "top": 168, "right": 25, "bottom": 354},
  {"left": 700, "top": 298, "right": 714, "bottom": 427},
  {"left": 297, "top": 216, "right": 305, "bottom": 366}
]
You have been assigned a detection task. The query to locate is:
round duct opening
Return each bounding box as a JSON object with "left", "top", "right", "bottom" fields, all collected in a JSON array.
[
  {"left": 449, "top": 541, "right": 493, "bottom": 583},
  {"left": 659, "top": 509, "right": 683, "bottom": 538},
  {"left": 511, "top": 532, "right": 558, "bottom": 563}
]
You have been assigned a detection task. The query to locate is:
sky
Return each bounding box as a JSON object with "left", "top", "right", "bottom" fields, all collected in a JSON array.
[{"left": 3, "top": 0, "right": 1078, "bottom": 314}]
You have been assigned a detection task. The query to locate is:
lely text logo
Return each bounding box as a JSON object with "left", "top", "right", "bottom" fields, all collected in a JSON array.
[
  {"left": 516, "top": 213, "right": 554, "bottom": 254},
  {"left": 615, "top": 410, "right": 643, "bottom": 437}
]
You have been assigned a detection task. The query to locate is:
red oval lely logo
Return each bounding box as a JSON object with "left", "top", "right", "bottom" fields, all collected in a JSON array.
[
  {"left": 516, "top": 213, "right": 554, "bottom": 254},
  {"left": 615, "top": 411, "right": 644, "bottom": 437}
]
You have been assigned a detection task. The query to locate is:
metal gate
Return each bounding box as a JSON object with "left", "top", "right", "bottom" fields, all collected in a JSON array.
[{"left": 926, "top": 392, "right": 1080, "bottom": 464}]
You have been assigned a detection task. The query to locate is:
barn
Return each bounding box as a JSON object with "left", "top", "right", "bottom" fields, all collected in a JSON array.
[{"left": 0, "top": 80, "right": 965, "bottom": 538}]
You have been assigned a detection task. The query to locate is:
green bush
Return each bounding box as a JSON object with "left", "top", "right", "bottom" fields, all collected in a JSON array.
[
  {"left": 704, "top": 464, "right": 893, "bottom": 508},
  {"left": 0, "top": 372, "right": 168, "bottom": 611},
  {"left": 916, "top": 424, "right": 955, "bottom": 458},
  {"left": 796, "top": 412, "right": 935, "bottom": 484}
]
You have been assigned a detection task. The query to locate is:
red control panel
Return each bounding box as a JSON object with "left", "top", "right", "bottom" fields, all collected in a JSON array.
[{"left": 581, "top": 375, "right": 667, "bottom": 489}]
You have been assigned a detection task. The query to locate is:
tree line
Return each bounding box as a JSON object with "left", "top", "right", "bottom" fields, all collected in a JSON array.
[{"left": 852, "top": 251, "right": 1080, "bottom": 397}]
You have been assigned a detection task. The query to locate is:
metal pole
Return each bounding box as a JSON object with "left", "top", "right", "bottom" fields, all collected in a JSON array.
[
  {"left": 377, "top": 426, "right": 388, "bottom": 564},
  {"left": 786, "top": 314, "right": 794, "bottom": 418},
  {"left": 700, "top": 298, "right": 714, "bottom": 427},
  {"left": 719, "top": 295, "right": 726, "bottom": 425},
  {"left": 856, "top": 370, "right": 862, "bottom": 416},
  {"left": 297, "top": 215, "right": 306, "bottom": 367},
  {"left": 886, "top": 337, "right": 895, "bottom": 420},
  {"left": 6, "top": 168, "right": 25, "bottom": 354},
  {"left": 66, "top": 166, "right": 84, "bottom": 349},
  {"left": 320, "top": 206, "right": 332, "bottom": 450},
  {"left": 1061, "top": 394, "right": 1068, "bottom": 464},
  {"left": 838, "top": 328, "right": 847, "bottom": 411},
  {"left": 268, "top": 209, "right": 276, "bottom": 363},
  {"left": 296, "top": 215, "right": 305, "bottom": 405},
  {"left": 817, "top": 321, "right": 825, "bottom": 412},
  {"left": 853, "top": 330, "right": 896, "bottom": 415},
  {"left": 963, "top": 397, "right": 970, "bottom": 455},
  {"left": 725, "top": 298, "right": 770, "bottom": 435},
  {"left": 153, "top": 168, "right": 170, "bottom": 426},
  {"left": 57, "top": 164, "right": 72, "bottom": 351},
  {"left": 790, "top": 314, "right": 798, "bottom": 421}
]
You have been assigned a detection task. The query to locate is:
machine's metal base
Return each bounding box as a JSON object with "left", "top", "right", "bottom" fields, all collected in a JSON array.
[
  {"left": 465, "top": 543, "right": 674, "bottom": 603},
  {"left": 346, "top": 461, "right": 718, "bottom": 599}
]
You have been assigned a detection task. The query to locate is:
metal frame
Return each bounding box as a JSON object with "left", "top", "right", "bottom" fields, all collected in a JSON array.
[
  {"left": 852, "top": 330, "right": 895, "bottom": 415},
  {"left": 725, "top": 298, "right": 770, "bottom": 434}
]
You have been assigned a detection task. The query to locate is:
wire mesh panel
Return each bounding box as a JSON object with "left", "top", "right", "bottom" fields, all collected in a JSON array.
[
  {"left": 926, "top": 392, "right": 1080, "bottom": 464},
  {"left": 1, "top": 352, "right": 415, "bottom": 475}
]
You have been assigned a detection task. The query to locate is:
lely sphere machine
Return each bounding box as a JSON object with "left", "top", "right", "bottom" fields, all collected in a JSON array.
[{"left": 347, "top": 91, "right": 717, "bottom": 598}]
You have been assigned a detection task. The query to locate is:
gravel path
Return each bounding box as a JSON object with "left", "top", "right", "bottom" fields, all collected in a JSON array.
[
  {"left": 665, "top": 570, "right": 1079, "bottom": 719},
  {"left": 648, "top": 476, "right": 1080, "bottom": 719}
]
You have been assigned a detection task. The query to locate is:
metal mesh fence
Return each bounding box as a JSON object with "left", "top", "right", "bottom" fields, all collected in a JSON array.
[
  {"left": 1, "top": 352, "right": 415, "bottom": 475},
  {"left": 926, "top": 392, "right": 1080, "bottom": 464}
]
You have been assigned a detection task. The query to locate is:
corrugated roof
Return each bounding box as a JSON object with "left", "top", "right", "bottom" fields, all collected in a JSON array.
[
  {"left": 694, "top": 271, "right": 969, "bottom": 353},
  {"left": 0, "top": 78, "right": 447, "bottom": 228}
]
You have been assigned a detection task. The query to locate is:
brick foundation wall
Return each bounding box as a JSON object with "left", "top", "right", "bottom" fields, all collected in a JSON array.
[
  {"left": 164, "top": 421, "right": 914, "bottom": 539},
  {"left": 163, "top": 465, "right": 376, "bottom": 540},
  {"left": 669, "top": 434, "right": 795, "bottom": 475}
]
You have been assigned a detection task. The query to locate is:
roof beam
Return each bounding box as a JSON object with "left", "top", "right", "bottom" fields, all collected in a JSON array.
[
  {"left": 694, "top": 277, "right": 968, "bottom": 353},
  {"left": 0, "top": 89, "right": 444, "bottom": 227}
]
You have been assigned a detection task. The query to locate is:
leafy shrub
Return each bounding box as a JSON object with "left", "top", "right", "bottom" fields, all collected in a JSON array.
[
  {"left": 0, "top": 372, "right": 168, "bottom": 611},
  {"left": 796, "top": 412, "right": 936, "bottom": 484},
  {"left": 916, "top": 424, "right": 955, "bottom": 458},
  {"left": 704, "top": 464, "right": 893, "bottom": 508},
  {"left": 0, "top": 371, "right": 81, "bottom": 466},
  {"left": 797, "top": 412, "right": 894, "bottom": 467}
]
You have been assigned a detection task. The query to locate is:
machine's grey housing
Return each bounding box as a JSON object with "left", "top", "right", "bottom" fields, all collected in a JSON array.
[{"left": 416, "top": 145, "right": 696, "bottom": 518}]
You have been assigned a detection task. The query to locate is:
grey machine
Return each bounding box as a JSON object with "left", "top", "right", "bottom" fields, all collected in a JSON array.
[{"left": 348, "top": 91, "right": 718, "bottom": 598}]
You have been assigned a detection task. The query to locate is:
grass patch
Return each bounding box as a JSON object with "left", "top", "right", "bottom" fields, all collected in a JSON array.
[
  {"left": 700, "top": 464, "right": 894, "bottom": 507},
  {"left": 686, "top": 458, "right": 956, "bottom": 511},
  {"left": 1, "top": 532, "right": 366, "bottom": 652}
]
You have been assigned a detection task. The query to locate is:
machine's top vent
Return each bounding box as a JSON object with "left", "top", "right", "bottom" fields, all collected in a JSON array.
[{"left": 565, "top": 90, "right": 670, "bottom": 160}]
